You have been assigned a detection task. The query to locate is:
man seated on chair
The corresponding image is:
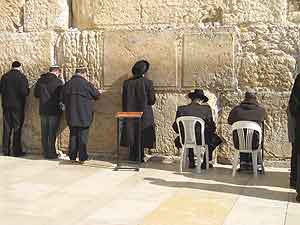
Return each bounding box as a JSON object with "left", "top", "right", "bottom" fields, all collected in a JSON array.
[
  {"left": 228, "top": 89, "right": 266, "bottom": 171},
  {"left": 172, "top": 89, "right": 223, "bottom": 169}
]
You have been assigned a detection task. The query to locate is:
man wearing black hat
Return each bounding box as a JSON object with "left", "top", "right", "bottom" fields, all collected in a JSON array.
[
  {"left": 121, "top": 60, "right": 156, "bottom": 162},
  {"left": 228, "top": 90, "right": 266, "bottom": 171},
  {"left": 34, "top": 65, "right": 64, "bottom": 159},
  {"left": 62, "top": 67, "right": 101, "bottom": 162},
  {"left": 172, "top": 89, "right": 222, "bottom": 169},
  {"left": 0, "top": 61, "right": 29, "bottom": 156}
]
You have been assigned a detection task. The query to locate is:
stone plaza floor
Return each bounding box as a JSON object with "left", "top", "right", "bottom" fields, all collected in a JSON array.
[{"left": 0, "top": 155, "right": 300, "bottom": 225}]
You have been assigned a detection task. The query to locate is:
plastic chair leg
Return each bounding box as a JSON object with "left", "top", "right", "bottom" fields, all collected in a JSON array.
[
  {"left": 252, "top": 151, "right": 258, "bottom": 177},
  {"left": 258, "top": 150, "right": 265, "bottom": 174},
  {"left": 179, "top": 148, "right": 185, "bottom": 174},
  {"left": 232, "top": 150, "right": 239, "bottom": 177},
  {"left": 196, "top": 148, "right": 202, "bottom": 174}
]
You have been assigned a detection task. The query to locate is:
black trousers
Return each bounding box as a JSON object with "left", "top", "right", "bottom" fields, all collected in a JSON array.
[
  {"left": 2, "top": 110, "right": 24, "bottom": 155},
  {"left": 68, "top": 127, "right": 89, "bottom": 161},
  {"left": 290, "top": 143, "right": 298, "bottom": 186},
  {"left": 297, "top": 152, "right": 300, "bottom": 194},
  {"left": 40, "top": 115, "right": 60, "bottom": 159}
]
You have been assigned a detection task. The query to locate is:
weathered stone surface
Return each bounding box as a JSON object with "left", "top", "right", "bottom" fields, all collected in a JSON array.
[
  {"left": 72, "top": 0, "right": 286, "bottom": 29},
  {"left": 223, "top": 0, "right": 287, "bottom": 24},
  {"left": 288, "top": 0, "right": 300, "bottom": 23},
  {"left": 183, "top": 32, "right": 235, "bottom": 89},
  {"left": 0, "top": 0, "right": 25, "bottom": 32},
  {"left": 56, "top": 30, "right": 103, "bottom": 88},
  {"left": 24, "top": 0, "right": 69, "bottom": 31},
  {"left": 103, "top": 31, "right": 178, "bottom": 88},
  {"left": 238, "top": 25, "right": 298, "bottom": 92},
  {"left": 72, "top": 0, "right": 140, "bottom": 29},
  {"left": 141, "top": 0, "right": 225, "bottom": 25}
]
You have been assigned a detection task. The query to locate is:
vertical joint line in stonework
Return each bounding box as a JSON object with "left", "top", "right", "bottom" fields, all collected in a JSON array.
[
  {"left": 139, "top": 0, "right": 143, "bottom": 24},
  {"left": 68, "top": 0, "right": 74, "bottom": 28}
]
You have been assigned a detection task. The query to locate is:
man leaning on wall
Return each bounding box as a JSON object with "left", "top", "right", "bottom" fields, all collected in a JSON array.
[
  {"left": 34, "top": 65, "right": 64, "bottom": 159},
  {"left": 0, "top": 61, "right": 29, "bottom": 157}
]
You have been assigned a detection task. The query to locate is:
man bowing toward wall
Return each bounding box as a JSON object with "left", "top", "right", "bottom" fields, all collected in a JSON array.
[{"left": 62, "top": 67, "right": 101, "bottom": 163}]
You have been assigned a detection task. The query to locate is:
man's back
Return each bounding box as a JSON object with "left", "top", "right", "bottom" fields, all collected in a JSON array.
[
  {"left": 63, "top": 75, "right": 100, "bottom": 127},
  {"left": 228, "top": 100, "right": 266, "bottom": 125},
  {"left": 0, "top": 69, "right": 29, "bottom": 111},
  {"left": 34, "top": 72, "right": 63, "bottom": 115},
  {"left": 173, "top": 103, "right": 216, "bottom": 145},
  {"left": 228, "top": 98, "right": 266, "bottom": 150}
]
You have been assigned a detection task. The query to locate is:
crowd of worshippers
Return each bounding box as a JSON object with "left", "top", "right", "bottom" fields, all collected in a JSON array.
[{"left": 0, "top": 60, "right": 299, "bottom": 202}]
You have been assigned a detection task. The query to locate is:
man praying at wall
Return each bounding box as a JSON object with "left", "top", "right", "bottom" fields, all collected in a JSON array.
[
  {"left": 62, "top": 67, "right": 101, "bottom": 163},
  {"left": 34, "top": 65, "right": 64, "bottom": 159},
  {"left": 0, "top": 61, "right": 29, "bottom": 157}
]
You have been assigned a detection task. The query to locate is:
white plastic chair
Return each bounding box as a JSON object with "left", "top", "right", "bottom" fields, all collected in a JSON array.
[
  {"left": 176, "top": 116, "right": 209, "bottom": 173},
  {"left": 231, "top": 121, "right": 265, "bottom": 177}
]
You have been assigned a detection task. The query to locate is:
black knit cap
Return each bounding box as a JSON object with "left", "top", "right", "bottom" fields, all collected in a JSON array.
[{"left": 12, "top": 61, "right": 21, "bottom": 68}]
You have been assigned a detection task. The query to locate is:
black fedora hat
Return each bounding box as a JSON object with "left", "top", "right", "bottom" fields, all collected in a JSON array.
[
  {"left": 188, "top": 89, "right": 209, "bottom": 102},
  {"left": 132, "top": 60, "right": 150, "bottom": 77}
]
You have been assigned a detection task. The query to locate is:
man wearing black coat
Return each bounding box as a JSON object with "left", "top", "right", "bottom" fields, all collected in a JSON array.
[
  {"left": 228, "top": 90, "right": 266, "bottom": 171},
  {"left": 0, "top": 61, "right": 29, "bottom": 156},
  {"left": 34, "top": 65, "right": 64, "bottom": 159},
  {"left": 62, "top": 67, "right": 101, "bottom": 162},
  {"left": 121, "top": 60, "right": 156, "bottom": 162},
  {"left": 172, "top": 89, "right": 222, "bottom": 169},
  {"left": 288, "top": 74, "right": 300, "bottom": 202}
]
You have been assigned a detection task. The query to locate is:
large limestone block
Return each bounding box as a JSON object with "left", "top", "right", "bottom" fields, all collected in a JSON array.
[
  {"left": 103, "top": 31, "right": 178, "bottom": 88},
  {"left": 56, "top": 31, "right": 103, "bottom": 88},
  {"left": 183, "top": 32, "right": 235, "bottom": 89},
  {"left": 0, "top": 32, "right": 55, "bottom": 84},
  {"left": 238, "top": 25, "right": 297, "bottom": 92},
  {"left": 0, "top": 32, "right": 54, "bottom": 152},
  {"left": 24, "top": 0, "right": 69, "bottom": 31},
  {"left": 72, "top": 0, "right": 140, "bottom": 29},
  {"left": 141, "top": 0, "right": 224, "bottom": 24},
  {"left": 0, "top": 0, "right": 25, "bottom": 32}
]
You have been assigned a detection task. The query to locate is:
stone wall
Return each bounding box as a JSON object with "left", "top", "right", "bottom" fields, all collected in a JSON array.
[{"left": 0, "top": 0, "right": 299, "bottom": 162}]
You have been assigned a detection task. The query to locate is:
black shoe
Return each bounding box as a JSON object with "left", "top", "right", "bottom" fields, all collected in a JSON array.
[
  {"left": 3, "top": 151, "right": 10, "bottom": 156},
  {"left": 46, "top": 153, "right": 59, "bottom": 159},
  {"left": 189, "top": 161, "right": 196, "bottom": 169},
  {"left": 296, "top": 194, "right": 300, "bottom": 203},
  {"left": 14, "top": 151, "right": 26, "bottom": 157},
  {"left": 201, "top": 163, "right": 207, "bottom": 170}
]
